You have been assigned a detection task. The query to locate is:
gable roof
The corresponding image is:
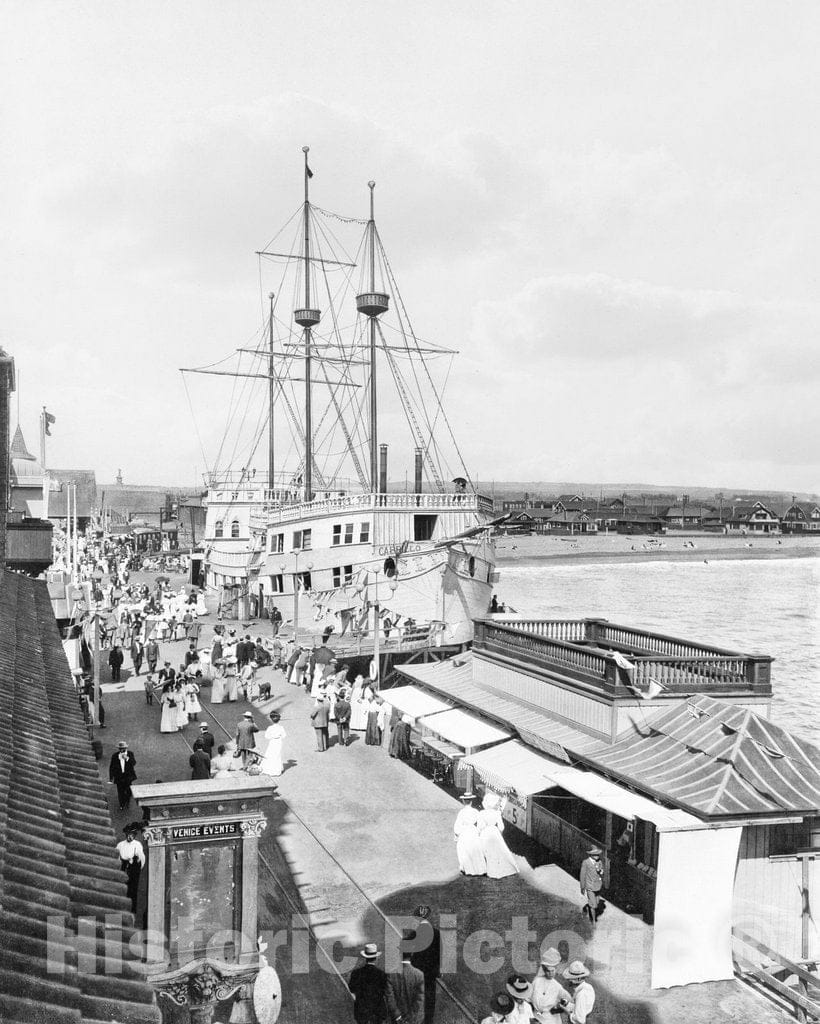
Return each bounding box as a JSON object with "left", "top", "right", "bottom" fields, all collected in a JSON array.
[
  {"left": 0, "top": 571, "right": 159, "bottom": 1024},
  {"left": 579, "top": 694, "right": 820, "bottom": 819}
]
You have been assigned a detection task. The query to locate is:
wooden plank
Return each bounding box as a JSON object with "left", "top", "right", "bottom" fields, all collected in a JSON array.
[
  {"left": 734, "top": 930, "right": 820, "bottom": 990},
  {"left": 735, "top": 955, "right": 820, "bottom": 1019}
]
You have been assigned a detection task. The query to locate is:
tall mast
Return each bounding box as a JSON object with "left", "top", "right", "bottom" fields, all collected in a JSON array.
[
  {"left": 294, "top": 146, "right": 321, "bottom": 502},
  {"left": 368, "top": 183, "right": 378, "bottom": 491},
  {"left": 267, "top": 291, "right": 275, "bottom": 491},
  {"left": 356, "top": 181, "right": 390, "bottom": 492}
]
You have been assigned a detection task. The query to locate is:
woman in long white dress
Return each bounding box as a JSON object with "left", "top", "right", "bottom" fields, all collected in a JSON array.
[
  {"left": 454, "top": 793, "right": 487, "bottom": 875},
  {"left": 477, "top": 794, "right": 519, "bottom": 878},
  {"left": 259, "top": 711, "right": 286, "bottom": 776},
  {"left": 185, "top": 679, "right": 202, "bottom": 721},
  {"left": 174, "top": 681, "right": 189, "bottom": 730},
  {"left": 159, "top": 686, "right": 178, "bottom": 733},
  {"left": 349, "top": 676, "right": 369, "bottom": 731}
]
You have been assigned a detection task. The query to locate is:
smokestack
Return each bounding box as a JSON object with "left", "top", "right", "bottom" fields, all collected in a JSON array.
[
  {"left": 414, "top": 447, "right": 423, "bottom": 493},
  {"left": 379, "top": 444, "right": 388, "bottom": 494},
  {"left": 0, "top": 349, "right": 16, "bottom": 568}
]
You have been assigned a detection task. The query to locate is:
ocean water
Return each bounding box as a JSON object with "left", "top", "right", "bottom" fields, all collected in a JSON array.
[{"left": 500, "top": 556, "right": 820, "bottom": 744}]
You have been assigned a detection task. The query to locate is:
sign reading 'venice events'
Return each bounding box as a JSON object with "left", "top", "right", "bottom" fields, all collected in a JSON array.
[{"left": 169, "top": 821, "right": 239, "bottom": 840}]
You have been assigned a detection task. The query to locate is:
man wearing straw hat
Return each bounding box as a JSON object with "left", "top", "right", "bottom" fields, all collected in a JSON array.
[
  {"left": 561, "top": 961, "right": 595, "bottom": 1024},
  {"left": 530, "top": 948, "right": 571, "bottom": 1022},
  {"left": 348, "top": 942, "right": 399, "bottom": 1024},
  {"left": 579, "top": 846, "right": 604, "bottom": 923}
]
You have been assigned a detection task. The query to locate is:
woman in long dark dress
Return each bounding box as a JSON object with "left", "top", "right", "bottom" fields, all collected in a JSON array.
[
  {"left": 364, "top": 696, "right": 381, "bottom": 745},
  {"left": 388, "top": 714, "right": 412, "bottom": 759}
]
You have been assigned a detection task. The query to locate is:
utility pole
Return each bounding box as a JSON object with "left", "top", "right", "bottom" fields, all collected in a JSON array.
[{"left": 93, "top": 612, "right": 101, "bottom": 734}]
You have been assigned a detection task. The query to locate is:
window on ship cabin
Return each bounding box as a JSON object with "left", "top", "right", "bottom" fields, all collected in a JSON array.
[
  {"left": 360, "top": 521, "right": 370, "bottom": 543},
  {"left": 302, "top": 529, "right": 312, "bottom": 550},
  {"left": 270, "top": 574, "right": 284, "bottom": 593},
  {"left": 332, "top": 566, "right": 341, "bottom": 587},
  {"left": 332, "top": 524, "right": 342, "bottom": 546},
  {"left": 344, "top": 523, "right": 354, "bottom": 544},
  {"left": 344, "top": 564, "right": 353, "bottom": 585},
  {"left": 231, "top": 520, "right": 240, "bottom": 538},
  {"left": 414, "top": 514, "right": 437, "bottom": 541},
  {"left": 214, "top": 520, "right": 224, "bottom": 538}
]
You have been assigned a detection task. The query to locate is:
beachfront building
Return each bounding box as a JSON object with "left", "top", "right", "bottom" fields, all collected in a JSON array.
[
  {"left": 725, "top": 499, "right": 781, "bottom": 534},
  {"left": 781, "top": 501, "right": 820, "bottom": 533},
  {"left": 394, "top": 616, "right": 819, "bottom": 990}
]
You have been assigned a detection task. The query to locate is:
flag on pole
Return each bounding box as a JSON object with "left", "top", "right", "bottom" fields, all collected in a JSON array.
[
  {"left": 43, "top": 409, "right": 56, "bottom": 435},
  {"left": 306, "top": 162, "right": 314, "bottom": 179}
]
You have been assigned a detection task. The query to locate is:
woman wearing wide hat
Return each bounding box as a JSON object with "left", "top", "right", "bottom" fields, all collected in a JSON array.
[
  {"left": 454, "top": 791, "right": 487, "bottom": 876},
  {"left": 505, "top": 974, "right": 534, "bottom": 1020},
  {"left": 479, "top": 991, "right": 516, "bottom": 1023}
]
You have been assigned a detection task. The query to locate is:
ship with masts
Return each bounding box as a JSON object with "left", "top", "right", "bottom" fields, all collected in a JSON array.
[{"left": 184, "top": 148, "right": 502, "bottom": 655}]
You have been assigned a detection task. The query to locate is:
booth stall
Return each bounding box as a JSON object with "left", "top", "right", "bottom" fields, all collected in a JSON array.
[{"left": 417, "top": 707, "right": 510, "bottom": 790}]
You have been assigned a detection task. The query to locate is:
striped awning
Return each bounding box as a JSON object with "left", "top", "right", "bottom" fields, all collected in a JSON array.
[
  {"left": 380, "top": 685, "right": 452, "bottom": 723},
  {"left": 581, "top": 694, "right": 820, "bottom": 818},
  {"left": 460, "top": 740, "right": 561, "bottom": 796},
  {"left": 420, "top": 707, "right": 510, "bottom": 751}
]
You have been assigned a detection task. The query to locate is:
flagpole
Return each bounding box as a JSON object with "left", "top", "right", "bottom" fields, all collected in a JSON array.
[{"left": 40, "top": 407, "right": 46, "bottom": 468}]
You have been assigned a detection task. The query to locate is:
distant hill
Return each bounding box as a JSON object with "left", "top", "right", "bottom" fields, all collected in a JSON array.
[{"left": 471, "top": 481, "right": 819, "bottom": 503}]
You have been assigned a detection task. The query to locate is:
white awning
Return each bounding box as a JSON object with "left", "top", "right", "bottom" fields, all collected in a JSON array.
[
  {"left": 460, "top": 740, "right": 562, "bottom": 796},
  {"left": 380, "top": 685, "right": 452, "bottom": 723},
  {"left": 419, "top": 708, "right": 510, "bottom": 751},
  {"left": 544, "top": 764, "right": 701, "bottom": 830}
]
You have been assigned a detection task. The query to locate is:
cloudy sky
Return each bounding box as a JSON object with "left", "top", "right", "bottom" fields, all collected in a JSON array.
[{"left": 4, "top": 2, "right": 820, "bottom": 493}]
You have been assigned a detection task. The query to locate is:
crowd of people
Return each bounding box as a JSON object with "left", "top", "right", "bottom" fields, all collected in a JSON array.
[{"left": 348, "top": 917, "right": 596, "bottom": 1024}]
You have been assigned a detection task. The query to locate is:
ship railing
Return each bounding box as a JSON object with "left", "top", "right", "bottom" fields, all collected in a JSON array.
[
  {"left": 475, "top": 619, "right": 771, "bottom": 694},
  {"left": 250, "top": 491, "right": 494, "bottom": 528}
]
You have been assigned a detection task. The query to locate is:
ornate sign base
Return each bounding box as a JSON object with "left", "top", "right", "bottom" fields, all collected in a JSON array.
[{"left": 150, "top": 957, "right": 259, "bottom": 1024}]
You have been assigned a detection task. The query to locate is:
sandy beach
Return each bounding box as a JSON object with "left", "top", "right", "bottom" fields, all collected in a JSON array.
[{"left": 495, "top": 531, "right": 820, "bottom": 566}]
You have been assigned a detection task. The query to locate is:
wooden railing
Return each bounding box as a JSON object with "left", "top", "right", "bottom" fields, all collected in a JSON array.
[
  {"left": 475, "top": 620, "right": 611, "bottom": 685},
  {"left": 250, "top": 491, "right": 494, "bottom": 527},
  {"left": 733, "top": 929, "right": 820, "bottom": 1022},
  {"left": 475, "top": 618, "right": 772, "bottom": 695}
]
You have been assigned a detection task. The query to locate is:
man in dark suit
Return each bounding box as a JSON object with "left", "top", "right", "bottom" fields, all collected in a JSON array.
[
  {"left": 348, "top": 943, "right": 398, "bottom": 1024},
  {"left": 109, "top": 741, "right": 137, "bottom": 810},
  {"left": 334, "top": 689, "right": 351, "bottom": 747},
  {"left": 410, "top": 906, "right": 441, "bottom": 1024},
  {"left": 189, "top": 740, "right": 211, "bottom": 779},
  {"left": 389, "top": 929, "right": 425, "bottom": 1024},
  {"left": 198, "top": 723, "right": 215, "bottom": 757}
]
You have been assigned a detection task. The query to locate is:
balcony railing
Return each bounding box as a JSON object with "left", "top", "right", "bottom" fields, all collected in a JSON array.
[
  {"left": 249, "top": 491, "right": 494, "bottom": 528},
  {"left": 475, "top": 618, "right": 772, "bottom": 695}
]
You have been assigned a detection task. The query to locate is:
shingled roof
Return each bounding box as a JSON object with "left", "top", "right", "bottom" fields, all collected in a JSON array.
[
  {"left": 0, "top": 571, "right": 159, "bottom": 1024},
  {"left": 579, "top": 693, "right": 820, "bottom": 819}
]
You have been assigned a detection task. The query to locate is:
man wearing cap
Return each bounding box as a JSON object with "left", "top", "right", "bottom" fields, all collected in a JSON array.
[
  {"left": 579, "top": 847, "right": 604, "bottom": 923},
  {"left": 562, "top": 961, "right": 595, "bottom": 1024},
  {"left": 334, "top": 688, "right": 352, "bottom": 747},
  {"left": 480, "top": 992, "right": 515, "bottom": 1023},
  {"left": 530, "top": 948, "right": 570, "bottom": 1022},
  {"left": 145, "top": 637, "right": 160, "bottom": 675},
  {"left": 108, "top": 741, "right": 137, "bottom": 810},
  {"left": 116, "top": 823, "right": 145, "bottom": 914},
  {"left": 348, "top": 943, "right": 399, "bottom": 1024},
  {"left": 410, "top": 906, "right": 440, "bottom": 1024},
  {"left": 387, "top": 928, "right": 425, "bottom": 1024},
  {"left": 199, "top": 723, "right": 215, "bottom": 757},
  {"left": 235, "top": 711, "right": 259, "bottom": 768},
  {"left": 310, "top": 693, "right": 330, "bottom": 752}
]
